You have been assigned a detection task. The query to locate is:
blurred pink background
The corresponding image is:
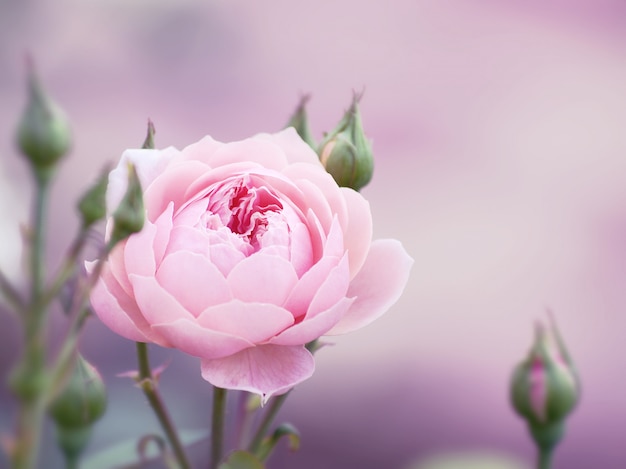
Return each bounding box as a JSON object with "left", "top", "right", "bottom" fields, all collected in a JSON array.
[{"left": 1, "top": 0, "right": 626, "bottom": 467}]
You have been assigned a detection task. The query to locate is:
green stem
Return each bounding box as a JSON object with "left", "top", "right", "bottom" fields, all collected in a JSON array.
[
  {"left": 538, "top": 448, "right": 553, "bottom": 469},
  {"left": 135, "top": 343, "right": 190, "bottom": 469},
  {"left": 210, "top": 387, "right": 227, "bottom": 469},
  {"left": 10, "top": 174, "right": 51, "bottom": 469},
  {"left": 247, "top": 393, "right": 289, "bottom": 455}
]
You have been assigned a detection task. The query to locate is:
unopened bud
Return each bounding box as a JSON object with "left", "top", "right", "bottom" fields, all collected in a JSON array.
[
  {"left": 510, "top": 313, "right": 579, "bottom": 453},
  {"left": 48, "top": 354, "right": 107, "bottom": 464},
  {"left": 109, "top": 163, "right": 145, "bottom": 247},
  {"left": 48, "top": 354, "right": 107, "bottom": 429},
  {"left": 318, "top": 94, "right": 373, "bottom": 191},
  {"left": 16, "top": 60, "right": 71, "bottom": 178},
  {"left": 77, "top": 167, "right": 110, "bottom": 228},
  {"left": 285, "top": 95, "right": 316, "bottom": 150}
]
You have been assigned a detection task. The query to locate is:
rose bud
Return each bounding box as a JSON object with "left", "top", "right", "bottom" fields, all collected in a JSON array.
[
  {"left": 285, "top": 95, "right": 316, "bottom": 150},
  {"left": 48, "top": 354, "right": 107, "bottom": 465},
  {"left": 109, "top": 163, "right": 145, "bottom": 247},
  {"left": 510, "top": 314, "right": 579, "bottom": 457},
  {"left": 16, "top": 59, "right": 71, "bottom": 179},
  {"left": 317, "top": 94, "right": 373, "bottom": 191},
  {"left": 77, "top": 168, "right": 109, "bottom": 229}
]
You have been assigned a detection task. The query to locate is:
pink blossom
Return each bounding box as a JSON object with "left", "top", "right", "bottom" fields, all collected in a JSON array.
[{"left": 89, "top": 128, "right": 412, "bottom": 400}]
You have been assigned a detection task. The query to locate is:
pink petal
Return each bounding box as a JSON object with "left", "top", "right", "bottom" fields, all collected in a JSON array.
[
  {"left": 197, "top": 300, "right": 294, "bottom": 343},
  {"left": 283, "top": 163, "right": 348, "bottom": 230},
  {"left": 200, "top": 344, "right": 314, "bottom": 401},
  {"left": 165, "top": 225, "right": 210, "bottom": 258},
  {"left": 152, "top": 318, "right": 252, "bottom": 359},
  {"left": 340, "top": 187, "right": 372, "bottom": 278},
  {"left": 270, "top": 297, "right": 353, "bottom": 346},
  {"left": 292, "top": 178, "right": 333, "bottom": 233},
  {"left": 156, "top": 251, "right": 231, "bottom": 316},
  {"left": 107, "top": 243, "right": 132, "bottom": 297},
  {"left": 124, "top": 221, "right": 157, "bottom": 276},
  {"left": 326, "top": 239, "right": 413, "bottom": 335},
  {"left": 306, "top": 254, "right": 350, "bottom": 318},
  {"left": 208, "top": 137, "right": 288, "bottom": 170},
  {"left": 283, "top": 255, "right": 341, "bottom": 318},
  {"left": 323, "top": 217, "right": 344, "bottom": 259},
  {"left": 90, "top": 273, "right": 150, "bottom": 343},
  {"left": 153, "top": 202, "right": 174, "bottom": 268},
  {"left": 143, "top": 160, "right": 211, "bottom": 223},
  {"left": 180, "top": 135, "right": 223, "bottom": 163},
  {"left": 258, "top": 128, "right": 320, "bottom": 165},
  {"left": 130, "top": 274, "right": 195, "bottom": 325},
  {"left": 227, "top": 253, "right": 298, "bottom": 305}
]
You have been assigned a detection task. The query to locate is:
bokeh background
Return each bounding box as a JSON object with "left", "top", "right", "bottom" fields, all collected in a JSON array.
[{"left": 1, "top": 0, "right": 626, "bottom": 467}]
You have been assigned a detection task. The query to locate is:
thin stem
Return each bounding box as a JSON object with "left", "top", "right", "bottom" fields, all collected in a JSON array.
[
  {"left": 247, "top": 393, "right": 289, "bottom": 455},
  {"left": 10, "top": 174, "right": 51, "bottom": 469},
  {"left": 538, "top": 448, "right": 553, "bottom": 469},
  {"left": 30, "top": 174, "right": 49, "bottom": 302},
  {"left": 135, "top": 343, "right": 190, "bottom": 469},
  {"left": 210, "top": 387, "right": 227, "bottom": 469},
  {"left": 41, "top": 227, "right": 89, "bottom": 308}
]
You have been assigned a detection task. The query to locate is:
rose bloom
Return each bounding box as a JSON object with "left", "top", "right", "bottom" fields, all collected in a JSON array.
[{"left": 89, "top": 128, "right": 412, "bottom": 399}]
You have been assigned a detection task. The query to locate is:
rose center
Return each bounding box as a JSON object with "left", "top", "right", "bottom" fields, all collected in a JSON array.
[{"left": 206, "top": 176, "right": 283, "bottom": 246}]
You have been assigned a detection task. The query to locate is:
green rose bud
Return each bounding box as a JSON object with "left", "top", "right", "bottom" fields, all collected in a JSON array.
[
  {"left": 16, "top": 60, "right": 71, "bottom": 179},
  {"left": 285, "top": 95, "right": 316, "bottom": 150},
  {"left": 510, "top": 314, "right": 579, "bottom": 456},
  {"left": 48, "top": 354, "right": 107, "bottom": 465},
  {"left": 109, "top": 163, "right": 145, "bottom": 247},
  {"left": 77, "top": 168, "right": 110, "bottom": 228},
  {"left": 318, "top": 93, "right": 373, "bottom": 191}
]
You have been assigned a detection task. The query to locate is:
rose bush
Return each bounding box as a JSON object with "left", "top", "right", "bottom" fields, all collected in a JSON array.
[{"left": 89, "top": 128, "right": 412, "bottom": 399}]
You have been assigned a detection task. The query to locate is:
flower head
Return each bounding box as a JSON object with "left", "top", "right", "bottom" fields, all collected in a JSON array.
[{"left": 89, "top": 128, "right": 412, "bottom": 400}]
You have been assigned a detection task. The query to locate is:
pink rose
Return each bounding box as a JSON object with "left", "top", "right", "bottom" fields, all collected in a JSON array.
[{"left": 89, "top": 128, "right": 412, "bottom": 399}]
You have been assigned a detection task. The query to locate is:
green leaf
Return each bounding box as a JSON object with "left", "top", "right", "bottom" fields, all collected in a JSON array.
[
  {"left": 218, "top": 450, "right": 265, "bottom": 469},
  {"left": 82, "top": 429, "right": 207, "bottom": 469}
]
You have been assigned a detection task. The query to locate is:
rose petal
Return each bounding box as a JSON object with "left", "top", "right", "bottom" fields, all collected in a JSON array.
[
  {"left": 283, "top": 163, "right": 348, "bottom": 230},
  {"left": 124, "top": 220, "right": 157, "bottom": 276},
  {"left": 306, "top": 254, "right": 350, "bottom": 318},
  {"left": 208, "top": 137, "right": 288, "bottom": 170},
  {"left": 258, "top": 128, "right": 320, "bottom": 166},
  {"left": 156, "top": 250, "right": 231, "bottom": 316},
  {"left": 326, "top": 239, "right": 413, "bottom": 335},
  {"left": 152, "top": 318, "right": 252, "bottom": 359},
  {"left": 153, "top": 202, "right": 174, "bottom": 268},
  {"left": 90, "top": 272, "right": 151, "bottom": 343},
  {"left": 227, "top": 253, "right": 298, "bottom": 305},
  {"left": 107, "top": 243, "right": 132, "bottom": 297},
  {"left": 197, "top": 300, "right": 294, "bottom": 343},
  {"left": 143, "top": 160, "right": 212, "bottom": 222},
  {"left": 283, "top": 255, "right": 341, "bottom": 318},
  {"left": 200, "top": 344, "right": 314, "bottom": 401},
  {"left": 340, "top": 187, "right": 372, "bottom": 278},
  {"left": 270, "top": 297, "right": 353, "bottom": 346},
  {"left": 180, "top": 135, "right": 223, "bottom": 163},
  {"left": 130, "top": 274, "right": 195, "bottom": 324}
]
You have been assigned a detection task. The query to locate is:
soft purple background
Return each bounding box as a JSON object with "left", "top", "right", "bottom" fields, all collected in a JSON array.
[{"left": 1, "top": 1, "right": 626, "bottom": 468}]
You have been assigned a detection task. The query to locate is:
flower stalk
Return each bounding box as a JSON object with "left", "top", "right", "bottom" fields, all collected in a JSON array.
[
  {"left": 210, "top": 386, "right": 227, "bottom": 469},
  {"left": 135, "top": 342, "right": 190, "bottom": 469},
  {"left": 247, "top": 393, "right": 289, "bottom": 456}
]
